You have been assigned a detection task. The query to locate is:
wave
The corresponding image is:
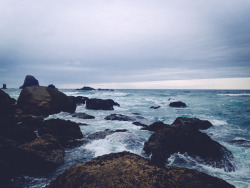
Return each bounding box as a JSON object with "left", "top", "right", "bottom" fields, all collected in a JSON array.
[{"left": 217, "top": 93, "right": 250, "bottom": 97}]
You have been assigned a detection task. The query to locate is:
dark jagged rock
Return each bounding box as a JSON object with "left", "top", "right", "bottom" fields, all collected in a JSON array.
[
  {"left": 228, "top": 138, "right": 250, "bottom": 148},
  {"left": 142, "top": 121, "right": 169, "bottom": 131},
  {"left": 87, "top": 129, "right": 128, "bottom": 140},
  {"left": 69, "top": 96, "right": 89, "bottom": 105},
  {"left": 17, "top": 86, "right": 76, "bottom": 116},
  {"left": 1, "top": 84, "right": 7, "bottom": 89},
  {"left": 86, "top": 98, "right": 120, "bottom": 110},
  {"left": 38, "top": 119, "right": 83, "bottom": 146},
  {"left": 172, "top": 117, "right": 213, "bottom": 130},
  {"left": 45, "top": 151, "right": 234, "bottom": 188},
  {"left": 77, "top": 86, "right": 95, "bottom": 91},
  {"left": 73, "top": 112, "right": 95, "bottom": 119},
  {"left": 150, "top": 106, "right": 161, "bottom": 109},
  {"left": 169, "top": 101, "right": 187, "bottom": 108},
  {"left": 132, "top": 122, "right": 148, "bottom": 128},
  {"left": 48, "top": 84, "right": 57, "bottom": 90},
  {"left": 19, "top": 75, "right": 39, "bottom": 89},
  {"left": 105, "top": 114, "right": 136, "bottom": 121},
  {"left": 18, "top": 134, "right": 65, "bottom": 172},
  {"left": 143, "top": 125, "right": 235, "bottom": 172}
]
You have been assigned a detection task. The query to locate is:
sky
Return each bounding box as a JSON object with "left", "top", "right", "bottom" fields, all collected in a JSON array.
[{"left": 0, "top": 0, "right": 250, "bottom": 89}]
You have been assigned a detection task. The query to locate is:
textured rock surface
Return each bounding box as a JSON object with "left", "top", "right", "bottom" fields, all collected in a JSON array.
[
  {"left": 172, "top": 117, "right": 213, "bottom": 130},
  {"left": 86, "top": 98, "right": 120, "bottom": 110},
  {"left": 19, "top": 75, "right": 39, "bottom": 89},
  {"left": 143, "top": 125, "right": 235, "bottom": 172},
  {"left": 73, "top": 112, "right": 95, "bottom": 119},
  {"left": 142, "top": 121, "right": 169, "bottom": 131},
  {"left": 105, "top": 114, "right": 136, "bottom": 121},
  {"left": 38, "top": 119, "right": 83, "bottom": 145},
  {"left": 87, "top": 129, "right": 128, "bottom": 140},
  {"left": 169, "top": 101, "right": 187, "bottom": 107},
  {"left": 46, "top": 151, "right": 234, "bottom": 188},
  {"left": 17, "top": 86, "right": 76, "bottom": 116}
]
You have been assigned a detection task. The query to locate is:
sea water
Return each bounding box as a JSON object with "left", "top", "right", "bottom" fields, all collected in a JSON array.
[{"left": 4, "top": 89, "right": 250, "bottom": 188}]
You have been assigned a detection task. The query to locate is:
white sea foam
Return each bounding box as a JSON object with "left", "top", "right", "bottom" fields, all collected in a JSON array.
[
  {"left": 218, "top": 93, "right": 250, "bottom": 97},
  {"left": 210, "top": 119, "right": 228, "bottom": 126}
]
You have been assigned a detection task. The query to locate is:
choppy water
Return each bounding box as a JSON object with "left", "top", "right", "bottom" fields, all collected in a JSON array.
[{"left": 5, "top": 89, "right": 250, "bottom": 188}]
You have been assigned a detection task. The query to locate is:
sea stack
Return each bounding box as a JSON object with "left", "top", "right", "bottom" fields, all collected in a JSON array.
[
  {"left": 1, "top": 84, "right": 7, "bottom": 89},
  {"left": 19, "top": 75, "right": 39, "bottom": 89}
]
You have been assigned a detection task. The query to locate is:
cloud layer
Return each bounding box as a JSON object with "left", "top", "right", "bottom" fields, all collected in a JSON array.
[{"left": 0, "top": 0, "right": 250, "bottom": 88}]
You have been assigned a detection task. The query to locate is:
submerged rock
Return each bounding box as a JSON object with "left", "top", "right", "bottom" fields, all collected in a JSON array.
[
  {"left": 143, "top": 125, "right": 235, "bottom": 172},
  {"left": 97, "top": 88, "right": 114, "bottom": 91},
  {"left": 45, "top": 151, "right": 234, "bottom": 188},
  {"left": 17, "top": 86, "right": 76, "bottom": 116},
  {"left": 38, "top": 119, "right": 83, "bottom": 146},
  {"left": 132, "top": 122, "right": 148, "bottom": 128},
  {"left": 87, "top": 129, "right": 128, "bottom": 140},
  {"left": 77, "top": 86, "right": 95, "bottom": 91},
  {"left": 150, "top": 106, "right": 161, "bottom": 109},
  {"left": 19, "top": 75, "right": 39, "bottom": 89},
  {"left": 105, "top": 114, "right": 136, "bottom": 121},
  {"left": 73, "top": 112, "right": 95, "bottom": 119},
  {"left": 86, "top": 98, "right": 120, "bottom": 110},
  {"left": 169, "top": 101, "right": 187, "bottom": 108},
  {"left": 172, "top": 117, "right": 213, "bottom": 130}
]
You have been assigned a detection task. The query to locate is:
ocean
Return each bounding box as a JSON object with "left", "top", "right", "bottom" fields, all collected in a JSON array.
[{"left": 5, "top": 89, "right": 250, "bottom": 188}]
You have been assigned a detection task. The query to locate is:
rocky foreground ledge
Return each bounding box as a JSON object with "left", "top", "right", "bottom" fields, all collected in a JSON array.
[{"left": 46, "top": 151, "right": 234, "bottom": 188}]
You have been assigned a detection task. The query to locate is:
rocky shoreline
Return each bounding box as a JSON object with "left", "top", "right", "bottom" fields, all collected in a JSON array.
[{"left": 0, "top": 76, "right": 235, "bottom": 187}]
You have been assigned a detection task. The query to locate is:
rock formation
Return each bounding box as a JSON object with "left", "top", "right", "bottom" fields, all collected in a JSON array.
[{"left": 19, "top": 75, "right": 39, "bottom": 89}]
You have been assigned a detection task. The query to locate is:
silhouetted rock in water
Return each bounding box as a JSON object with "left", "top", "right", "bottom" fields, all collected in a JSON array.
[
  {"left": 19, "top": 75, "right": 39, "bottom": 89},
  {"left": 105, "top": 114, "right": 136, "bottom": 121},
  {"left": 132, "top": 122, "right": 148, "bottom": 128},
  {"left": 142, "top": 121, "right": 169, "bottom": 131},
  {"left": 17, "top": 86, "right": 76, "bottom": 116},
  {"left": 87, "top": 129, "right": 128, "bottom": 140},
  {"left": 69, "top": 96, "right": 89, "bottom": 105},
  {"left": 18, "top": 134, "right": 65, "bottom": 172},
  {"left": 38, "top": 119, "right": 83, "bottom": 146},
  {"left": 77, "top": 86, "right": 95, "bottom": 91},
  {"left": 97, "top": 88, "right": 114, "bottom": 91},
  {"left": 169, "top": 101, "right": 187, "bottom": 107},
  {"left": 73, "top": 112, "right": 95, "bottom": 119},
  {"left": 150, "top": 105, "right": 161, "bottom": 109},
  {"left": 86, "top": 98, "right": 120, "bottom": 110},
  {"left": 45, "top": 151, "right": 234, "bottom": 188},
  {"left": 0, "top": 89, "right": 17, "bottom": 131},
  {"left": 1, "top": 84, "right": 7, "bottom": 89},
  {"left": 228, "top": 138, "right": 250, "bottom": 148},
  {"left": 172, "top": 117, "right": 213, "bottom": 130},
  {"left": 48, "top": 84, "right": 57, "bottom": 90},
  {"left": 143, "top": 125, "right": 235, "bottom": 172}
]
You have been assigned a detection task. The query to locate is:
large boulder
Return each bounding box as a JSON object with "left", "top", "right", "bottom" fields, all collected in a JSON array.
[
  {"left": 86, "top": 98, "right": 120, "bottom": 110},
  {"left": 19, "top": 75, "right": 39, "bottom": 89},
  {"left": 143, "top": 125, "right": 235, "bottom": 172},
  {"left": 69, "top": 96, "right": 89, "bottom": 105},
  {"left": 172, "top": 117, "right": 213, "bottom": 130},
  {"left": 17, "top": 86, "right": 76, "bottom": 116},
  {"left": 142, "top": 121, "right": 169, "bottom": 131},
  {"left": 18, "top": 134, "right": 65, "bottom": 172},
  {"left": 38, "top": 119, "right": 83, "bottom": 146},
  {"left": 45, "top": 151, "right": 234, "bottom": 188},
  {"left": 87, "top": 129, "right": 128, "bottom": 140},
  {"left": 169, "top": 101, "right": 187, "bottom": 108},
  {"left": 105, "top": 114, "right": 136, "bottom": 121}
]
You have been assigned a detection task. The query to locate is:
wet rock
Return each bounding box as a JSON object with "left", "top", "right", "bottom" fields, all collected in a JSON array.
[
  {"left": 19, "top": 75, "right": 39, "bottom": 89},
  {"left": 169, "top": 101, "right": 187, "bottom": 108},
  {"left": 143, "top": 125, "right": 235, "bottom": 172},
  {"left": 48, "top": 84, "right": 57, "bottom": 90},
  {"left": 172, "top": 117, "right": 213, "bottom": 130},
  {"left": 86, "top": 98, "right": 120, "bottom": 110},
  {"left": 150, "top": 106, "right": 161, "bottom": 109},
  {"left": 38, "top": 119, "right": 83, "bottom": 146},
  {"left": 73, "top": 112, "right": 95, "bottom": 119},
  {"left": 77, "top": 86, "right": 95, "bottom": 91},
  {"left": 45, "top": 151, "right": 234, "bottom": 188},
  {"left": 17, "top": 86, "right": 76, "bottom": 116},
  {"left": 18, "top": 134, "right": 65, "bottom": 172},
  {"left": 87, "top": 129, "right": 128, "bottom": 140},
  {"left": 69, "top": 96, "right": 89, "bottom": 105},
  {"left": 105, "top": 114, "right": 136, "bottom": 121},
  {"left": 142, "top": 121, "right": 169, "bottom": 131},
  {"left": 132, "top": 122, "right": 148, "bottom": 128},
  {"left": 228, "top": 138, "right": 250, "bottom": 148}
]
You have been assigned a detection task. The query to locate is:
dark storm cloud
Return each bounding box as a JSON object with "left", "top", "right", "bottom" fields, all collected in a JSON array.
[{"left": 0, "top": 0, "right": 249, "bottom": 88}]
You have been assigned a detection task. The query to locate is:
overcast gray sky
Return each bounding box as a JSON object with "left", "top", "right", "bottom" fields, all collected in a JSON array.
[{"left": 0, "top": 0, "right": 250, "bottom": 89}]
